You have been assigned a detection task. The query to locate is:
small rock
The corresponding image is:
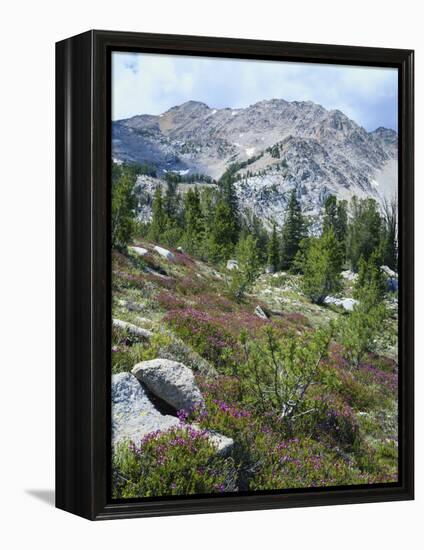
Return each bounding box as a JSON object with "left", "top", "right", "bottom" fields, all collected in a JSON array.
[
  {"left": 129, "top": 246, "right": 148, "bottom": 257},
  {"left": 135, "top": 316, "right": 153, "bottom": 326},
  {"left": 117, "top": 299, "right": 145, "bottom": 312},
  {"left": 192, "top": 424, "right": 234, "bottom": 456},
  {"left": 386, "top": 277, "right": 398, "bottom": 292},
  {"left": 112, "top": 318, "right": 153, "bottom": 339},
  {"left": 341, "top": 270, "right": 358, "bottom": 281},
  {"left": 177, "top": 246, "right": 184, "bottom": 252},
  {"left": 145, "top": 266, "right": 169, "bottom": 279},
  {"left": 381, "top": 265, "right": 398, "bottom": 278},
  {"left": 132, "top": 358, "right": 205, "bottom": 411},
  {"left": 254, "top": 305, "right": 268, "bottom": 320},
  {"left": 226, "top": 259, "right": 239, "bottom": 271},
  {"left": 154, "top": 245, "right": 175, "bottom": 261}
]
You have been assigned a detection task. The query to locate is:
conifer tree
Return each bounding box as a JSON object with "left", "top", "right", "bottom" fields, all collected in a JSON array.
[
  {"left": 354, "top": 250, "right": 386, "bottom": 300},
  {"left": 281, "top": 189, "right": 305, "bottom": 270},
  {"left": 381, "top": 196, "right": 398, "bottom": 271},
  {"left": 229, "top": 234, "right": 261, "bottom": 302},
  {"left": 347, "top": 197, "right": 382, "bottom": 271},
  {"left": 148, "top": 186, "right": 167, "bottom": 243},
  {"left": 207, "top": 199, "right": 236, "bottom": 262},
  {"left": 182, "top": 187, "right": 204, "bottom": 254},
  {"left": 323, "top": 195, "right": 348, "bottom": 260},
  {"left": 301, "top": 228, "right": 343, "bottom": 304},
  {"left": 267, "top": 223, "right": 280, "bottom": 272},
  {"left": 219, "top": 173, "right": 240, "bottom": 244},
  {"left": 111, "top": 165, "right": 137, "bottom": 250}
]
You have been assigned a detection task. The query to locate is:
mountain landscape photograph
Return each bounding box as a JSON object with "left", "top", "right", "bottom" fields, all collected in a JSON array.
[{"left": 110, "top": 52, "right": 399, "bottom": 499}]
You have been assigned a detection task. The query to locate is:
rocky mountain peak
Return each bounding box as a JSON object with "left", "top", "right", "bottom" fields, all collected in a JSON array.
[{"left": 112, "top": 97, "right": 398, "bottom": 225}]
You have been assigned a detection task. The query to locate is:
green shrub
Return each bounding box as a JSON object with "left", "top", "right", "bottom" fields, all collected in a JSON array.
[
  {"left": 338, "top": 287, "right": 388, "bottom": 367},
  {"left": 112, "top": 426, "right": 236, "bottom": 498},
  {"left": 249, "top": 437, "right": 368, "bottom": 490},
  {"left": 238, "top": 325, "right": 332, "bottom": 420}
]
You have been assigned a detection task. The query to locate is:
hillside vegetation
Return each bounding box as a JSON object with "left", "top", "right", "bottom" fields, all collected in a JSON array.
[{"left": 111, "top": 162, "right": 398, "bottom": 498}]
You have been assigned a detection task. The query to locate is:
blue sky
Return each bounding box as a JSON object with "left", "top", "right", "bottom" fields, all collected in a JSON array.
[{"left": 112, "top": 52, "right": 398, "bottom": 132}]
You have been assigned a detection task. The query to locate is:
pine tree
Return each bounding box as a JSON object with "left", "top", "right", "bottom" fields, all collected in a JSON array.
[
  {"left": 347, "top": 197, "right": 382, "bottom": 271},
  {"left": 111, "top": 165, "right": 137, "bottom": 250},
  {"left": 381, "top": 196, "right": 398, "bottom": 271},
  {"left": 301, "top": 228, "right": 343, "bottom": 304},
  {"left": 148, "top": 186, "right": 167, "bottom": 243},
  {"left": 323, "top": 195, "right": 348, "bottom": 261},
  {"left": 229, "top": 234, "right": 261, "bottom": 302},
  {"left": 267, "top": 223, "right": 280, "bottom": 272},
  {"left": 219, "top": 173, "right": 240, "bottom": 244},
  {"left": 207, "top": 199, "right": 236, "bottom": 262},
  {"left": 354, "top": 250, "right": 386, "bottom": 300},
  {"left": 182, "top": 187, "right": 204, "bottom": 254},
  {"left": 281, "top": 189, "right": 305, "bottom": 270}
]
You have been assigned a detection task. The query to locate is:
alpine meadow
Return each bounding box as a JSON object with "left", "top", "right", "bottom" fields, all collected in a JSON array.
[{"left": 110, "top": 53, "right": 399, "bottom": 499}]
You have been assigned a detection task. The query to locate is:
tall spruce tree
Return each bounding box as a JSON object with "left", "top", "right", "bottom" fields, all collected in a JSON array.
[
  {"left": 182, "top": 187, "right": 204, "bottom": 255},
  {"left": 229, "top": 234, "right": 261, "bottom": 302},
  {"left": 207, "top": 199, "right": 236, "bottom": 262},
  {"left": 347, "top": 197, "right": 382, "bottom": 271},
  {"left": 267, "top": 223, "right": 280, "bottom": 272},
  {"left": 301, "top": 228, "right": 343, "bottom": 304},
  {"left": 323, "top": 195, "right": 348, "bottom": 261},
  {"left": 381, "top": 196, "right": 398, "bottom": 271},
  {"left": 354, "top": 250, "right": 386, "bottom": 301},
  {"left": 148, "top": 186, "right": 167, "bottom": 243},
  {"left": 219, "top": 172, "right": 240, "bottom": 245},
  {"left": 111, "top": 165, "right": 137, "bottom": 250},
  {"left": 281, "top": 189, "right": 305, "bottom": 270}
]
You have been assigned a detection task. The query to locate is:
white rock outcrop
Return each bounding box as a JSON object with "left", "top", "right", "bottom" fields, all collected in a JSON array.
[
  {"left": 112, "top": 318, "right": 153, "bottom": 339},
  {"left": 341, "top": 270, "right": 358, "bottom": 281},
  {"left": 153, "top": 245, "right": 175, "bottom": 261},
  {"left": 324, "top": 296, "right": 358, "bottom": 311},
  {"left": 132, "top": 358, "right": 205, "bottom": 411},
  {"left": 226, "top": 259, "right": 239, "bottom": 271},
  {"left": 129, "top": 246, "right": 148, "bottom": 257},
  {"left": 254, "top": 305, "right": 268, "bottom": 320}
]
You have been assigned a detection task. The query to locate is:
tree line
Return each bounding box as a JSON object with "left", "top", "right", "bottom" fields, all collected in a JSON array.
[{"left": 112, "top": 162, "right": 397, "bottom": 304}]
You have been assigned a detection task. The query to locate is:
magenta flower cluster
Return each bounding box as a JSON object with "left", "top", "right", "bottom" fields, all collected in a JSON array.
[{"left": 213, "top": 399, "right": 251, "bottom": 419}]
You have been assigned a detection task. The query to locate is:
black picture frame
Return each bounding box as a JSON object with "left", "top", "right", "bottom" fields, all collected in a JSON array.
[{"left": 56, "top": 29, "right": 414, "bottom": 520}]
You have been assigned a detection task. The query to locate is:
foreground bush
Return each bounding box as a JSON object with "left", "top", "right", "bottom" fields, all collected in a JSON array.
[
  {"left": 113, "top": 426, "right": 236, "bottom": 498},
  {"left": 238, "top": 326, "right": 332, "bottom": 421},
  {"left": 164, "top": 308, "right": 240, "bottom": 371}
]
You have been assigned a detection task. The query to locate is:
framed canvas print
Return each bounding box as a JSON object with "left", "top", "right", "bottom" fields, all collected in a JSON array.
[{"left": 56, "top": 30, "right": 414, "bottom": 520}]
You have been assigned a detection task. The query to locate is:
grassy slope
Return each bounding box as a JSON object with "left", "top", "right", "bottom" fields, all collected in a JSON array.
[{"left": 112, "top": 239, "right": 398, "bottom": 495}]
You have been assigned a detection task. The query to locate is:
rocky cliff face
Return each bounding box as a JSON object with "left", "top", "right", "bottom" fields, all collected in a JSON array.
[{"left": 112, "top": 99, "right": 398, "bottom": 224}]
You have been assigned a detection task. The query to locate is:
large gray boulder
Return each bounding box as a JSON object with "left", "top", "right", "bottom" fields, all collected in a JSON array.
[
  {"left": 112, "top": 372, "right": 233, "bottom": 456},
  {"left": 112, "top": 372, "right": 179, "bottom": 446},
  {"left": 132, "top": 358, "right": 205, "bottom": 412}
]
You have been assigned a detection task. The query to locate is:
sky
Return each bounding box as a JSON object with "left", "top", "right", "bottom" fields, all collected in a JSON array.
[{"left": 112, "top": 52, "right": 398, "bottom": 132}]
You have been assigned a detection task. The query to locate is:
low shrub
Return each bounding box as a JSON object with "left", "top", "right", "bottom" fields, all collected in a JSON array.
[
  {"left": 112, "top": 426, "right": 236, "bottom": 498},
  {"left": 164, "top": 308, "right": 240, "bottom": 371}
]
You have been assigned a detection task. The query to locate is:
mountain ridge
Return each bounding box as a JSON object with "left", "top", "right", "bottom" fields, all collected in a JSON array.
[{"left": 112, "top": 98, "right": 398, "bottom": 224}]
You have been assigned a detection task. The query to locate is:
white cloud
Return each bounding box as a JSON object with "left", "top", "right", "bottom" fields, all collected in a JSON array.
[{"left": 112, "top": 52, "right": 398, "bottom": 131}]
